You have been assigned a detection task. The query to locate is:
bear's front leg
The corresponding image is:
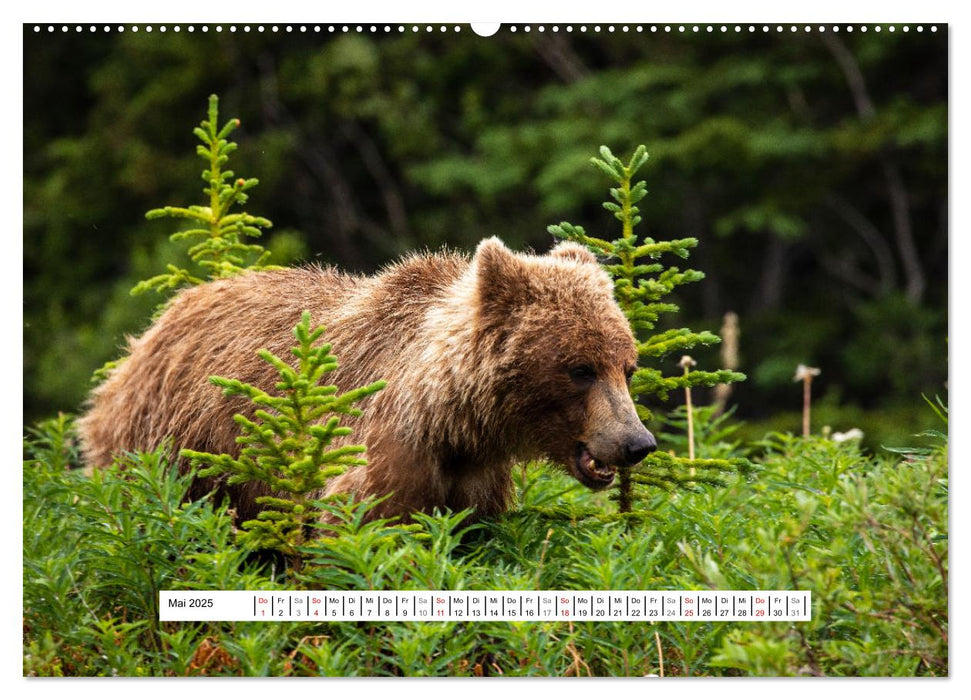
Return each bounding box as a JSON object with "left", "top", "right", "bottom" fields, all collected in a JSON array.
[
  {"left": 443, "top": 462, "right": 514, "bottom": 520},
  {"left": 321, "top": 446, "right": 449, "bottom": 522}
]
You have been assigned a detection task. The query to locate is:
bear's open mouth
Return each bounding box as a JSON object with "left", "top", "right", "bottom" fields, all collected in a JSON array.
[{"left": 573, "top": 443, "right": 617, "bottom": 489}]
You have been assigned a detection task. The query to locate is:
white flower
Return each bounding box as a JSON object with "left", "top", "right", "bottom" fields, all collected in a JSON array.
[
  {"left": 832, "top": 428, "right": 864, "bottom": 443},
  {"left": 793, "top": 364, "right": 821, "bottom": 382}
]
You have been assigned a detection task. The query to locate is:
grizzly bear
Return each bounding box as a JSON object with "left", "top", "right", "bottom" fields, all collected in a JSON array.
[{"left": 78, "top": 238, "right": 656, "bottom": 521}]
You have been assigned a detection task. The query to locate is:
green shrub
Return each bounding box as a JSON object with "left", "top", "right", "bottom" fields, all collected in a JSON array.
[{"left": 23, "top": 405, "right": 946, "bottom": 676}]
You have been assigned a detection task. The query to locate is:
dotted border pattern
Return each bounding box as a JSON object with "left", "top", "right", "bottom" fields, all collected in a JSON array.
[{"left": 32, "top": 24, "right": 941, "bottom": 35}]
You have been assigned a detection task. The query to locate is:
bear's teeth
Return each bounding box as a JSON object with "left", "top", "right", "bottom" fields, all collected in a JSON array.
[
  {"left": 591, "top": 460, "right": 612, "bottom": 476},
  {"left": 580, "top": 451, "right": 594, "bottom": 470}
]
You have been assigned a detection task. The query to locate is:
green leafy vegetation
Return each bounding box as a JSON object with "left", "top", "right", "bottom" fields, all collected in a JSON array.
[
  {"left": 23, "top": 408, "right": 947, "bottom": 676},
  {"left": 182, "top": 311, "right": 385, "bottom": 566}
]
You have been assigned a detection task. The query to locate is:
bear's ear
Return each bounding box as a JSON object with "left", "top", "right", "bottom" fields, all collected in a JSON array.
[
  {"left": 473, "top": 237, "right": 530, "bottom": 311},
  {"left": 550, "top": 241, "right": 598, "bottom": 265}
]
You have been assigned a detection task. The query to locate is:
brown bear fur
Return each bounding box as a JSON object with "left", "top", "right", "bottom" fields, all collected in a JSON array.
[{"left": 78, "top": 238, "right": 655, "bottom": 521}]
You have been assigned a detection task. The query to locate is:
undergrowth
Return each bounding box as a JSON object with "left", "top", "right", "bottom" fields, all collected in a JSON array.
[{"left": 23, "top": 406, "right": 947, "bottom": 677}]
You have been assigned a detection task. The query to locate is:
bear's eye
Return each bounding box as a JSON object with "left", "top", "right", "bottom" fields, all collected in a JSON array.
[
  {"left": 625, "top": 366, "right": 636, "bottom": 385},
  {"left": 568, "top": 365, "right": 597, "bottom": 387}
]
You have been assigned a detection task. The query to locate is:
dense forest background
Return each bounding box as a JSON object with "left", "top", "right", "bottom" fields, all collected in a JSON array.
[{"left": 23, "top": 25, "right": 948, "bottom": 448}]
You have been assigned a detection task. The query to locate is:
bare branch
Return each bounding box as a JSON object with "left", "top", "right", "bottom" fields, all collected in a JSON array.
[
  {"left": 820, "top": 33, "right": 925, "bottom": 304},
  {"left": 534, "top": 34, "right": 589, "bottom": 83},
  {"left": 339, "top": 121, "right": 411, "bottom": 239},
  {"left": 819, "top": 32, "right": 875, "bottom": 119},
  {"left": 881, "top": 160, "right": 925, "bottom": 302},
  {"left": 825, "top": 193, "right": 897, "bottom": 294},
  {"left": 818, "top": 249, "right": 881, "bottom": 298}
]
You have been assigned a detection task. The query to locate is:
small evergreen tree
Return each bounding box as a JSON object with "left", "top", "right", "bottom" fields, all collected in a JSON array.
[
  {"left": 133, "top": 94, "right": 277, "bottom": 295},
  {"left": 181, "top": 311, "right": 386, "bottom": 567},
  {"left": 549, "top": 146, "right": 751, "bottom": 512}
]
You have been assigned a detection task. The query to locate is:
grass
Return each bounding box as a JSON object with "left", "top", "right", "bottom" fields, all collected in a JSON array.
[{"left": 22, "top": 406, "right": 947, "bottom": 677}]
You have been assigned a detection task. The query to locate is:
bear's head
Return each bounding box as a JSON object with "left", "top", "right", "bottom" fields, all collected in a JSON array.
[{"left": 472, "top": 237, "right": 657, "bottom": 489}]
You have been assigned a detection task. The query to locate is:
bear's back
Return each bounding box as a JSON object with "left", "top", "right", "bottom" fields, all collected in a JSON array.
[{"left": 77, "top": 254, "right": 469, "bottom": 472}]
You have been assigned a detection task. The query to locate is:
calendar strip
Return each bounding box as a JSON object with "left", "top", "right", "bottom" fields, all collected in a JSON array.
[{"left": 160, "top": 590, "right": 811, "bottom": 622}]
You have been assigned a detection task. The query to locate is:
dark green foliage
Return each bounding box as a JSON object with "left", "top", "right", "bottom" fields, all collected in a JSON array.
[
  {"left": 182, "top": 311, "right": 386, "bottom": 562},
  {"left": 133, "top": 94, "right": 276, "bottom": 296},
  {"left": 23, "top": 408, "right": 947, "bottom": 676},
  {"left": 550, "top": 146, "right": 750, "bottom": 511},
  {"left": 24, "top": 30, "right": 946, "bottom": 431}
]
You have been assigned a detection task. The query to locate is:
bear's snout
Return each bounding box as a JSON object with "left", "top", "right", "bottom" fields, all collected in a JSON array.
[
  {"left": 622, "top": 429, "right": 657, "bottom": 466},
  {"left": 581, "top": 378, "right": 656, "bottom": 471}
]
